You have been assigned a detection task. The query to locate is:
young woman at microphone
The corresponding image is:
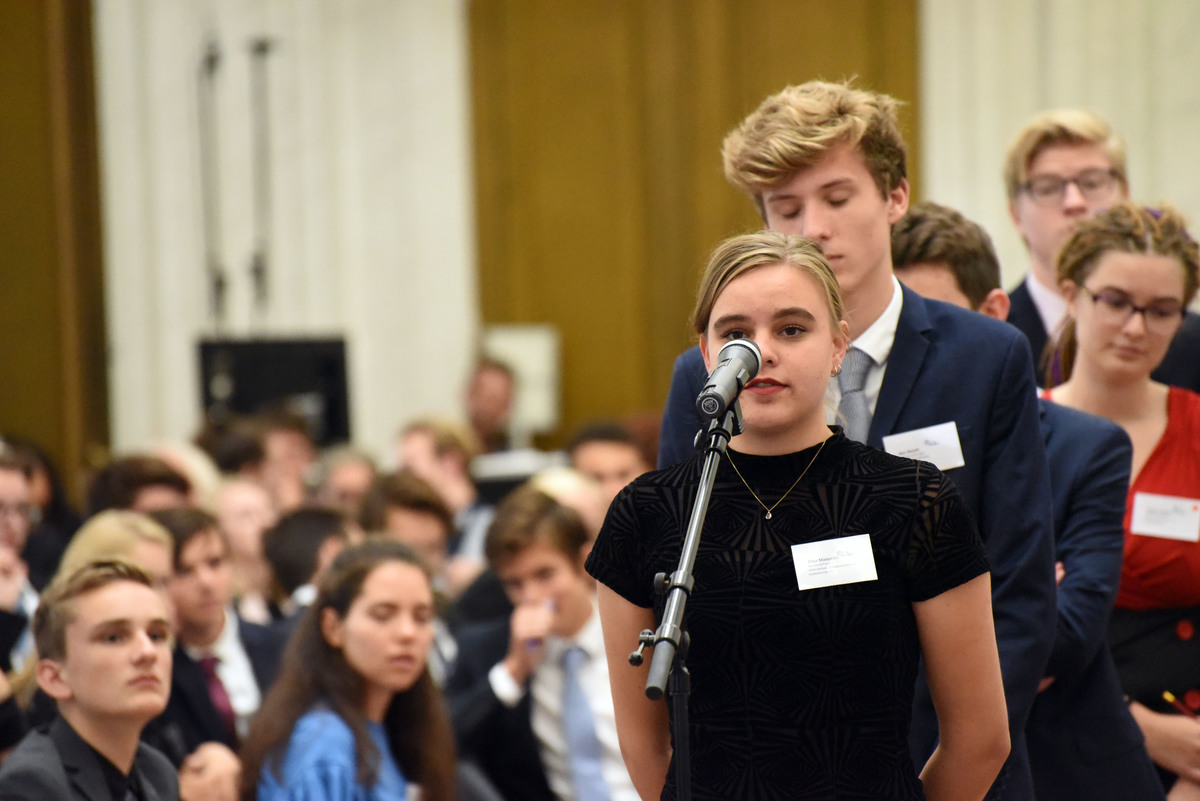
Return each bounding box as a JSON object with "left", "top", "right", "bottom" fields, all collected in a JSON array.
[{"left": 586, "top": 231, "right": 1009, "bottom": 801}]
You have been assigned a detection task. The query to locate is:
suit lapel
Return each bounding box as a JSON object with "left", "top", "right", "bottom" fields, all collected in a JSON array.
[
  {"left": 49, "top": 717, "right": 111, "bottom": 801},
  {"left": 173, "top": 646, "right": 230, "bottom": 743},
  {"left": 869, "top": 284, "right": 931, "bottom": 447},
  {"left": 131, "top": 745, "right": 166, "bottom": 801},
  {"left": 1008, "top": 283, "right": 1049, "bottom": 369}
]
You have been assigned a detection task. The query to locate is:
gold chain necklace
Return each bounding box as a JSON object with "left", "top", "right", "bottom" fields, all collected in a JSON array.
[{"left": 725, "top": 438, "right": 827, "bottom": 520}]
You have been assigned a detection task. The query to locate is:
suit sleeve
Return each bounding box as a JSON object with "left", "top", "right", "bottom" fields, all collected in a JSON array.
[
  {"left": 443, "top": 626, "right": 513, "bottom": 755},
  {"left": 1044, "top": 424, "right": 1131, "bottom": 679},
  {"left": 0, "top": 768, "right": 62, "bottom": 801},
  {"left": 978, "top": 334, "right": 1057, "bottom": 737},
  {"left": 658, "top": 348, "right": 706, "bottom": 469},
  {"left": 0, "top": 736, "right": 68, "bottom": 801}
]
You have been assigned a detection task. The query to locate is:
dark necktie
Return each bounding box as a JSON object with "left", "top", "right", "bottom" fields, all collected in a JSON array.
[{"left": 198, "top": 655, "right": 238, "bottom": 743}]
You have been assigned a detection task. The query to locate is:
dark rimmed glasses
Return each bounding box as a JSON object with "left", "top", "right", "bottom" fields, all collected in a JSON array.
[
  {"left": 1020, "top": 169, "right": 1123, "bottom": 206},
  {"left": 1079, "top": 286, "right": 1185, "bottom": 335}
]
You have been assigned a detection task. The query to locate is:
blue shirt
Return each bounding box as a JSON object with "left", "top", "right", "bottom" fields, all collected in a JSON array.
[{"left": 257, "top": 707, "right": 408, "bottom": 801}]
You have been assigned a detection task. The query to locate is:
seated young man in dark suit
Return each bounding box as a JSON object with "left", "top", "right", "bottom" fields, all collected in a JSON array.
[
  {"left": 446, "top": 485, "right": 637, "bottom": 801},
  {"left": 658, "top": 79, "right": 1056, "bottom": 801},
  {"left": 147, "top": 507, "right": 283, "bottom": 763},
  {"left": 0, "top": 560, "right": 177, "bottom": 800},
  {"left": 891, "top": 200, "right": 1165, "bottom": 801}
]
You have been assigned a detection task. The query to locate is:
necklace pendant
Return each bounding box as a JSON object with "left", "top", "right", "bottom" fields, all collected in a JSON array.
[{"left": 764, "top": 510, "right": 772, "bottom": 520}]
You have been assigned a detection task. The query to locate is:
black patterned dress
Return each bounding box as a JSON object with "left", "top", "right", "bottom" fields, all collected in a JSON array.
[{"left": 586, "top": 429, "right": 989, "bottom": 801}]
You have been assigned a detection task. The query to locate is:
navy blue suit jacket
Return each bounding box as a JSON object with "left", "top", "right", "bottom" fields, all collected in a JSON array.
[
  {"left": 1006, "top": 282, "right": 1050, "bottom": 377},
  {"left": 444, "top": 619, "right": 554, "bottom": 801},
  {"left": 1008, "top": 278, "right": 1200, "bottom": 393},
  {"left": 1025, "top": 400, "right": 1164, "bottom": 800},
  {"left": 144, "top": 614, "right": 284, "bottom": 765},
  {"left": 659, "top": 285, "right": 1057, "bottom": 799}
]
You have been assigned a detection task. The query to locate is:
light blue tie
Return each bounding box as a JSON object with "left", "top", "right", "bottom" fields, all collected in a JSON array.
[
  {"left": 562, "top": 645, "right": 610, "bottom": 801},
  {"left": 838, "top": 346, "right": 874, "bottom": 443}
]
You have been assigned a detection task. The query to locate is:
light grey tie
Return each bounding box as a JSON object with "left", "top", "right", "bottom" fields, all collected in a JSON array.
[
  {"left": 838, "top": 347, "right": 874, "bottom": 443},
  {"left": 562, "top": 646, "right": 610, "bottom": 801}
]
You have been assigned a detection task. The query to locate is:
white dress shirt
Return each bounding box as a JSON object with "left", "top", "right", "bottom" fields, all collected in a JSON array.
[
  {"left": 183, "top": 607, "right": 261, "bottom": 738},
  {"left": 488, "top": 603, "right": 638, "bottom": 801},
  {"left": 825, "top": 276, "right": 904, "bottom": 425}
]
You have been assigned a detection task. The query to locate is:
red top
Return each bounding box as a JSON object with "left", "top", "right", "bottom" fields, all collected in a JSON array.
[{"left": 1042, "top": 386, "right": 1200, "bottom": 609}]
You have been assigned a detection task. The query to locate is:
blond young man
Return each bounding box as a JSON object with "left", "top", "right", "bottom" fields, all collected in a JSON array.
[
  {"left": 0, "top": 561, "right": 177, "bottom": 801},
  {"left": 657, "top": 80, "right": 1056, "bottom": 801}
]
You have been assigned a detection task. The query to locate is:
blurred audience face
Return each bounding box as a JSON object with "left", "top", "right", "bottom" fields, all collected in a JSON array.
[
  {"left": 260, "top": 427, "right": 316, "bottom": 513},
  {"left": 466, "top": 364, "right": 514, "bottom": 448},
  {"left": 216, "top": 479, "right": 277, "bottom": 561},
  {"left": 320, "top": 459, "right": 376, "bottom": 520},
  {"left": 0, "top": 466, "right": 34, "bottom": 553},
  {"left": 397, "top": 430, "right": 456, "bottom": 501},
  {"left": 38, "top": 579, "right": 173, "bottom": 725},
  {"left": 320, "top": 559, "right": 435, "bottom": 712},
  {"left": 496, "top": 540, "right": 593, "bottom": 639},
  {"left": 263, "top": 428, "right": 315, "bottom": 483},
  {"left": 383, "top": 508, "right": 449, "bottom": 578},
  {"left": 169, "top": 529, "right": 233, "bottom": 642},
  {"left": 570, "top": 441, "right": 650, "bottom": 505},
  {"left": 26, "top": 464, "right": 53, "bottom": 512}
]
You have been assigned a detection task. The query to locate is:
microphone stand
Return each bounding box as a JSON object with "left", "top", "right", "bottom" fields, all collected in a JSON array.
[{"left": 628, "top": 403, "right": 742, "bottom": 801}]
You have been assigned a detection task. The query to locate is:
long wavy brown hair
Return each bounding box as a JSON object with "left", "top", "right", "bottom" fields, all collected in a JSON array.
[{"left": 238, "top": 538, "right": 456, "bottom": 800}]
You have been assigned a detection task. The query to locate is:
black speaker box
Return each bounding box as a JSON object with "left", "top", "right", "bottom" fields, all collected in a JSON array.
[{"left": 198, "top": 338, "right": 350, "bottom": 446}]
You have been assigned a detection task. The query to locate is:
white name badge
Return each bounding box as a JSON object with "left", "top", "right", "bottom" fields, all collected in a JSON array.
[
  {"left": 882, "top": 421, "right": 966, "bottom": 471},
  {"left": 791, "top": 533, "right": 878, "bottom": 591},
  {"left": 1130, "top": 492, "right": 1200, "bottom": 543}
]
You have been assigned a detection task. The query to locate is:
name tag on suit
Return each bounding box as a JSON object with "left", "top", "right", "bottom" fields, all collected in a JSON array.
[
  {"left": 791, "top": 533, "right": 878, "bottom": 591},
  {"left": 882, "top": 421, "right": 966, "bottom": 471},
  {"left": 1131, "top": 492, "right": 1200, "bottom": 542}
]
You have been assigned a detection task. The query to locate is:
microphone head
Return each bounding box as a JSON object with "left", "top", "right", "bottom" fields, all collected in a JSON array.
[
  {"left": 695, "top": 339, "right": 763, "bottom": 421},
  {"left": 717, "top": 338, "right": 762, "bottom": 373}
]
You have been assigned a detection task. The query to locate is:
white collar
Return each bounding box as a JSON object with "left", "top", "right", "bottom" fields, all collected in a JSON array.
[
  {"left": 183, "top": 606, "right": 238, "bottom": 662},
  {"left": 545, "top": 596, "right": 602, "bottom": 663},
  {"left": 1024, "top": 273, "right": 1068, "bottom": 336},
  {"left": 851, "top": 275, "right": 904, "bottom": 365}
]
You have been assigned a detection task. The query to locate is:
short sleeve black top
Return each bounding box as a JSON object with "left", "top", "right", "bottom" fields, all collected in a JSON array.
[{"left": 585, "top": 430, "right": 989, "bottom": 801}]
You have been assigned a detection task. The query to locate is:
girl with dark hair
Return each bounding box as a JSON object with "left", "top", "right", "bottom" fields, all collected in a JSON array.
[{"left": 239, "top": 537, "right": 456, "bottom": 801}]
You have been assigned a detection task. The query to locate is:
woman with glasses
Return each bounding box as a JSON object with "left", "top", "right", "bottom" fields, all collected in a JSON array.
[{"left": 1043, "top": 202, "right": 1200, "bottom": 798}]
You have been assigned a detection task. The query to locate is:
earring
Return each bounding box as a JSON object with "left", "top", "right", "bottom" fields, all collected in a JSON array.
[{"left": 831, "top": 364, "right": 843, "bottom": 377}]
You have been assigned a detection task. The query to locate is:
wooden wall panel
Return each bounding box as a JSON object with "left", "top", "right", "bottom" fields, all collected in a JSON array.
[
  {"left": 0, "top": 0, "right": 107, "bottom": 501},
  {"left": 471, "top": 0, "right": 919, "bottom": 447}
]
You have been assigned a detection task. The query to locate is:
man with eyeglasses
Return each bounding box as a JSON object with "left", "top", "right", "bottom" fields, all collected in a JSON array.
[
  {"left": 0, "top": 451, "right": 41, "bottom": 674},
  {"left": 1004, "top": 109, "right": 1200, "bottom": 391}
]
